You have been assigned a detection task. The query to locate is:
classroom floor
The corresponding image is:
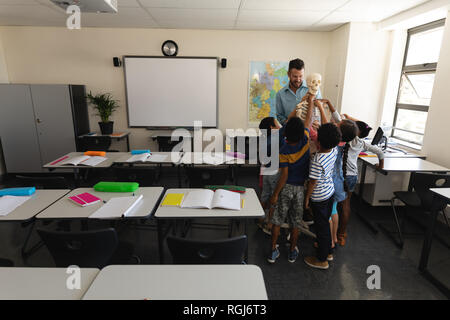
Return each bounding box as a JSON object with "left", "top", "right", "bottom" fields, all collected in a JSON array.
[{"left": 0, "top": 166, "right": 449, "bottom": 300}]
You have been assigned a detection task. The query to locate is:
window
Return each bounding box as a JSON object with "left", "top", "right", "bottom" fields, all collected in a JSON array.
[{"left": 392, "top": 19, "right": 445, "bottom": 146}]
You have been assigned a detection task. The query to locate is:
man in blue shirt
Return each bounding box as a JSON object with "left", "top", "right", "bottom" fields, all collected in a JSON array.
[{"left": 276, "top": 58, "right": 322, "bottom": 125}]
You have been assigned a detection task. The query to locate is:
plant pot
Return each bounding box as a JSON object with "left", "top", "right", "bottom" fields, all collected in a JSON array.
[{"left": 99, "top": 121, "right": 114, "bottom": 135}]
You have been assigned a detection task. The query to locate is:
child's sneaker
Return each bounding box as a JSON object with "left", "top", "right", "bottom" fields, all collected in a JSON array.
[
  {"left": 288, "top": 246, "right": 299, "bottom": 263},
  {"left": 267, "top": 245, "right": 280, "bottom": 263},
  {"left": 262, "top": 225, "right": 272, "bottom": 235},
  {"left": 304, "top": 256, "right": 329, "bottom": 269}
]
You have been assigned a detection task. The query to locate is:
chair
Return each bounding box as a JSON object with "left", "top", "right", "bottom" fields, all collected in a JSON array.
[
  {"left": 114, "top": 167, "right": 156, "bottom": 187},
  {"left": 14, "top": 175, "right": 70, "bottom": 189},
  {"left": 0, "top": 258, "right": 14, "bottom": 267},
  {"left": 184, "top": 166, "right": 230, "bottom": 188},
  {"left": 78, "top": 136, "right": 113, "bottom": 152},
  {"left": 383, "top": 173, "right": 450, "bottom": 248},
  {"left": 37, "top": 228, "right": 139, "bottom": 268},
  {"left": 167, "top": 235, "right": 247, "bottom": 264}
]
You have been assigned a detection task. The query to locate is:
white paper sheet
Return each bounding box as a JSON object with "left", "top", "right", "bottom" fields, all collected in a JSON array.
[
  {"left": 89, "top": 195, "right": 143, "bottom": 219},
  {"left": 0, "top": 196, "right": 31, "bottom": 216}
]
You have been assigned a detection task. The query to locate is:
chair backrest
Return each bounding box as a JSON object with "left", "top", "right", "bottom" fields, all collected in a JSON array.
[
  {"left": 78, "top": 136, "right": 112, "bottom": 152},
  {"left": 0, "top": 258, "right": 14, "bottom": 267},
  {"left": 14, "top": 175, "right": 70, "bottom": 189},
  {"left": 37, "top": 228, "right": 119, "bottom": 268},
  {"left": 185, "top": 167, "right": 229, "bottom": 188},
  {"left": 412, "top": 173, "right": 450, "bottom": 211},
  {"left": 113, "top": 167, "right": 156, "bottom": 187},
  {"left": 167, "top": 235, "right": 247, "bottom": 264}
]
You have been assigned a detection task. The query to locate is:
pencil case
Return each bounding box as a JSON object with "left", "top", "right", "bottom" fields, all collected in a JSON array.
[
  {"left": 84, "top": 151, "right": 106, "bottom": 157},
  {"left": 0, "top": 187, "right": 36, "bottom": 197},
  {"left": 131, "top": 149, "right": 151, "bottom": 155},
  {"left": 93, "top": 182, "right": 139, "bottom": 192},
  {"left": 204, "top": 185, "right": 246, "bottom": 193}
]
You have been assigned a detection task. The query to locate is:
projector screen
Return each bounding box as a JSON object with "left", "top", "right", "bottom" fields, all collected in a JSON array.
[{"left": 124, "top": 56, "right": 218, "bottom": 128}]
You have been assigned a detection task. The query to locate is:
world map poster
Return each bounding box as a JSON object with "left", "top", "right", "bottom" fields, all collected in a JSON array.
[{"left": 248, "top": 61, "right": 289, "bottom": 127}]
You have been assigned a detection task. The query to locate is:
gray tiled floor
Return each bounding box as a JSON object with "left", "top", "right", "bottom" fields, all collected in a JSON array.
[{"left": 0, "top": 167, "right": 448, "bottom": 299}]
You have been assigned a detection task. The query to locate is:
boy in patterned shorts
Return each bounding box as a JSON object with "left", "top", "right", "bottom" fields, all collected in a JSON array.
[{"left": 267, "top": 94, "right": 314, "bottom": 263}]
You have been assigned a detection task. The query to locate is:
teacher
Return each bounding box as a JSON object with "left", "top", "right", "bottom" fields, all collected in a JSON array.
[{"left": 276, "top": 58, "right": 322, "bottom": 124}]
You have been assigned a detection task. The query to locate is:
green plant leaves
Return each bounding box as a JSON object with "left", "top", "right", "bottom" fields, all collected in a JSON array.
[{"left": 86, "top": 91, "right": 119, "bottom": 123}]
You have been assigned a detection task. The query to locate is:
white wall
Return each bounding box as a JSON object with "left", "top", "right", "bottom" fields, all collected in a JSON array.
[
  {"left": 422, "top": 11, "right": 450, "bottom": 167},
  {"left": 0, "top": 26, "right": 331, "bottom": 155},
  {"left": 0, "top": 33, "right": 9, "bottom": 177},
  {"left": 323, "top": 23, "right": 350, "bottom": 112},
  {"left": 339, "top": 22, "right": 391, "bottom": 129}
]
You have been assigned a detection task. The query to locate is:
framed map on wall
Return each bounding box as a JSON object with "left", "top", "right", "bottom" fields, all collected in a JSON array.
[{"left": 248, "top": 61, "right": 288, "bottom": 127}]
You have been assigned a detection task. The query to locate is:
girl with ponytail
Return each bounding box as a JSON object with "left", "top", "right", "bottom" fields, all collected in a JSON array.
[{"left": 337, "top": 115, "right": 385, "bottom": 246}]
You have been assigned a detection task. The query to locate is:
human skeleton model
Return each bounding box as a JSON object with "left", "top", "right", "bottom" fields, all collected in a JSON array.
[{"left": 296, "top": 73, "right": 329, "bottom": 125}]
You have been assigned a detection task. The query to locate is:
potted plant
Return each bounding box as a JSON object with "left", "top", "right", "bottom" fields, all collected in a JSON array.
[{"left": 86, "top": 91, "right": 119, "bottom": 135}]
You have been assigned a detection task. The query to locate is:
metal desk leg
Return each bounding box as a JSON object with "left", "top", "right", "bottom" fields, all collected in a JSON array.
[
  {"left": 21, "top": 220, "right": 44, "bottom": 259},
  {"left": 157, "top": 219, "right": 165, "bottom": 264},
  {"left": 418, "top": 207, "right": 450, "bottom": 298},
  {"left": 177, "top": 165, "right": 182, "bottom": 188},
  {"left": 355, "top": 161, "right": 378, "bottom": 233},
  {"left": 126, "top": 135, "right": 130, "bottom": 152},
  {"left": 244, "top": 219, "right": 249, "bottom": 263}
]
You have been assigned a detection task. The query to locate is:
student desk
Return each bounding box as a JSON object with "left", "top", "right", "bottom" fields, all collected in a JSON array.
[
  {"left": 0, "top": 190, "right": 70, "bottom": 258},
  {"left": 115, "top": 151, "right": 183, "bottom": 184},
  {"left": 419, "top": 188, "right": 450, "bottom": 298},
  {"left": 115, "top": 151, "right": 180, "bottom": 165},
  {"left": 79, "top": 132, "right": 131, "bottom": 151},
  {"left": 36, "top": 187, "right": 164, "bottom": 220},
  {"left": 357, "top": 157, "right": 449, "bottom": 233},
  {"left": 82, "top": 264, "right": 268, "bottom": 300},
  {"left": 0, "top": 267, "right": 99, "bottom": 300},
  {"left": 43, "top": 152, "right": 124, "bottom": 183},
  {"left": 154, "top": 188, "right": 265, "bottom": 263},
  {"left": 178, "top": 152, "right": 258, "bottom": 185}
]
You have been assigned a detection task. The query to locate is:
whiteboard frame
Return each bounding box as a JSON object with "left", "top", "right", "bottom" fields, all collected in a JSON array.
[{"left": 123, "top": 56, "right": 219, "bottom": 130}]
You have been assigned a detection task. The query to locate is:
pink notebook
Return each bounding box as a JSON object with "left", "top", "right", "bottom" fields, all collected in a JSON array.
[{"left": 68, "top": 192, "right": 102, "bottom": 207}]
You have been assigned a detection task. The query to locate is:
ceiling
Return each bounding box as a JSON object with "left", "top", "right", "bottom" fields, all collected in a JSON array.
[{"left": 0, "top": 0, "right": 431, "bottom": 31}]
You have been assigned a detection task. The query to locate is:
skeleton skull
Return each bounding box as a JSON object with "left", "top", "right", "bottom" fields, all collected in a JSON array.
[{"left": 306, "top": 73, "right": 322, "bottom": 96}]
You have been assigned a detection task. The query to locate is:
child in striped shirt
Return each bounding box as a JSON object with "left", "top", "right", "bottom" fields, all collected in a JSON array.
[{"left": 304, "top": 123, "right": 342, "bottom": 270}]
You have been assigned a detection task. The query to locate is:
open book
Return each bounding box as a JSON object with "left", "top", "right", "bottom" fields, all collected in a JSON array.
[
  {"left": 181, "top": 189, "right": 241, "bottom": 210},
  {"left": 60, "top": 155, "right": 107, "bottom": 166},
  {"left": 126, "top": 153, "right": 168, "bottom": 163},
  {"left": 89, "top": 195, "right": 143, "bottom": 219}
]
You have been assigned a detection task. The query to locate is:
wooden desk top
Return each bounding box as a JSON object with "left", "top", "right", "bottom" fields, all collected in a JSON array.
[
  {"left": 82, "top": 265, "right": 267, "bottom": 300},
  {"left": 36, "top": 187, "right": 164, "bottom": 220},
  {"left": 0, "top": 189, "right": 70, "bottom": 222},
  {"left": 0, "top": 267, "right": 99, "bottom": 300},
  {"left": 155, "top": 188, "right": 264, "bottom": 219}
]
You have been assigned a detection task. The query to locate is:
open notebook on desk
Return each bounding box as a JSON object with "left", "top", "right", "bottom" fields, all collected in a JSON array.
[
  {"left": 126, "top": 153, "right": 168, "bottom": 163},
  {"left": 60, "top": 155, "right": 107, "bottom": 166},
  {"left": 181, "top": 189, "right": 241, "bottom": 210},
  {"left": 89, "top": 195, "right": 143, "bottom": 219}
]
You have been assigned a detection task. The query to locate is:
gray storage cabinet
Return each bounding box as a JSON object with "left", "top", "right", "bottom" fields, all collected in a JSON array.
[{"left": 0, "top": 84, "right": 89, "bottom": 173}]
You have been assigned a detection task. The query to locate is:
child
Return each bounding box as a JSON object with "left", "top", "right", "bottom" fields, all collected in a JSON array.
[
  {"left": 313, "top": 100, "right": 358, "bottom": 249},
  {"left": 258, "top": 117, "right": 282, "bottom": 235},
  {"left": 267, "top": 94, "right": 314, "bottom": 264},
  {"left": 336, "top": 117, "right": 384, "bottom": 246},
  {"left": 304, "top": 122, "right": 341, "bottom": 269}
]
